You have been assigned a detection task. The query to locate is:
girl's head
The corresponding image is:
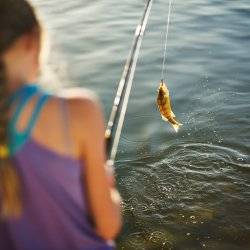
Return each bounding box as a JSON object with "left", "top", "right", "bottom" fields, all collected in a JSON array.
[
  {"left": 0, "top": 0, "right": 42, "bottom": 87},
  {"left": 0, "top": 0, "right": 42, "bottom": 218}
]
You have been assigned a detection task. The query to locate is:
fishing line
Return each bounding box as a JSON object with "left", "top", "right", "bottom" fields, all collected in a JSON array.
[{"left": 161, "top": 0, "right": 174, "bottom": 82}]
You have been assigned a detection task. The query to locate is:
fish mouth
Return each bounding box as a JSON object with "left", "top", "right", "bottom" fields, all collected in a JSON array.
[
  {"left": 159, "top": 80, "right": 167, "bottom": 89},
  {"left": 158, "top": 80, "right": 169, "bottom": 95},
  {"left": 160, "top": 79, "right": 164, "bottom": 87}
]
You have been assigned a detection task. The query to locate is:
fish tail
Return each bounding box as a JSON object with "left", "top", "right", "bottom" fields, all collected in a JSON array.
[
  {"left": 171, "top": 123, "right": 180, "bottom": 133},
  {"left": 171, "top": 120, "right": 183, "bottom": 133}
]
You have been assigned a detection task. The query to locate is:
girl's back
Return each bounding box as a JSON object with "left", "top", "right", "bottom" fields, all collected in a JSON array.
[{"left": 0, "top": 86, "right": 114, "bottom": 250}]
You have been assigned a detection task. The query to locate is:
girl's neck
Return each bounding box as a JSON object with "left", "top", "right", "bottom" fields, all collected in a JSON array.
[{"left": 8, "top": 76, "right": 38, "bottom": 93}]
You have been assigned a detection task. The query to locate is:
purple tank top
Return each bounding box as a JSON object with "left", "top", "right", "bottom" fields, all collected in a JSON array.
[{"left": 0, "top": 85, "right": 114, "bottom": 250}]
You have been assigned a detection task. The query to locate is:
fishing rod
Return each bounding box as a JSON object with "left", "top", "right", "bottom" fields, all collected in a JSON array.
[{"left": 105, "top": 0, "right": 154, "bottom": 164}]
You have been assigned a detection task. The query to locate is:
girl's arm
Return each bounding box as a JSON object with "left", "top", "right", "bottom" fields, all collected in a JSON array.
[{"left": 70, "top": 92, "right": 122, "bottom": 240}]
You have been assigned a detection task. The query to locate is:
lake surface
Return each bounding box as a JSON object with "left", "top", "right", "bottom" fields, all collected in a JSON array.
[{"left": 33, "top": 0, "right": 250, "bottom": 249}]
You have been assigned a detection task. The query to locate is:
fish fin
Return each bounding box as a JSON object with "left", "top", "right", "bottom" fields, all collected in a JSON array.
[
  {"left": 161, "top": 115, "right": 169, "bottom": 122},
  {"left": 171, "top": 110, "right": 176, "bottom": 117}
]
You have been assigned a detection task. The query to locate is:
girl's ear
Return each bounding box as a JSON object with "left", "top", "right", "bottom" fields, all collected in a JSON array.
[{"left": 22, "top": 31, "right": 40, "bottom": 52}]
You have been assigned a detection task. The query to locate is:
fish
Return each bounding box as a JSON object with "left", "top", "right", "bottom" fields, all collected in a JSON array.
[{"left": 157, "top": 80, "right": 182, "bottom": 132}]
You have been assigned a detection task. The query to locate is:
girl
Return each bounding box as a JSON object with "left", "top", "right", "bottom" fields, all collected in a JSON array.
[{"left": 0, "top": 0, "right": 122, "bottom": 249}]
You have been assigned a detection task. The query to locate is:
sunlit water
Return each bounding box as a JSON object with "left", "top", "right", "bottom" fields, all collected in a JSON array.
[{"left": 33, "top": 0, "right": 250, "bottom": 249}]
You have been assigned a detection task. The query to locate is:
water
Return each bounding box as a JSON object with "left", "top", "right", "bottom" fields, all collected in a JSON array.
[{"left": 33, "top": 0, "right": 250, "bottom": 249}]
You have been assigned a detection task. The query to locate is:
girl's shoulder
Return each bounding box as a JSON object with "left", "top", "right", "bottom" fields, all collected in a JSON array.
[
  {"left": 48, "top": 87, "right": 105, "bottom": 153},
  {"left": 55, "top": 87, "right": 103, "bottom": 125}
]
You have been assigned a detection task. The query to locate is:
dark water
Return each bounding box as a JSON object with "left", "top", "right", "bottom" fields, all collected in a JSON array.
[{"left": 34, "top": 0, "right": 250, "bottom": 249}]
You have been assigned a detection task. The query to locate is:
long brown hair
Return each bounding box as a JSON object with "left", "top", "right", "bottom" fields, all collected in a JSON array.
[{"left": 0, "top": 0, "right": 41, "bottom": 218}]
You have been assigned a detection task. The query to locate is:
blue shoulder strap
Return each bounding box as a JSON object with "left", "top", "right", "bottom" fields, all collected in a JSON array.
[
  {"left": 24, "top": 94, "right": 50, "bottom": 138},
  {"left": 8, "top": 84, "right": 50, "bottom": 155},
  {"left": 9, "top": 85, "right": 40, "bottom": 131}
]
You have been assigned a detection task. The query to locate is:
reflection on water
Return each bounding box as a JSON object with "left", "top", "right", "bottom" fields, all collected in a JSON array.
[
  {"left": 33, "top": 0, "right": 250, "bottom": 249},
  {"left": 117, "top": 141, "right": 249, "bottom": 249}
]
